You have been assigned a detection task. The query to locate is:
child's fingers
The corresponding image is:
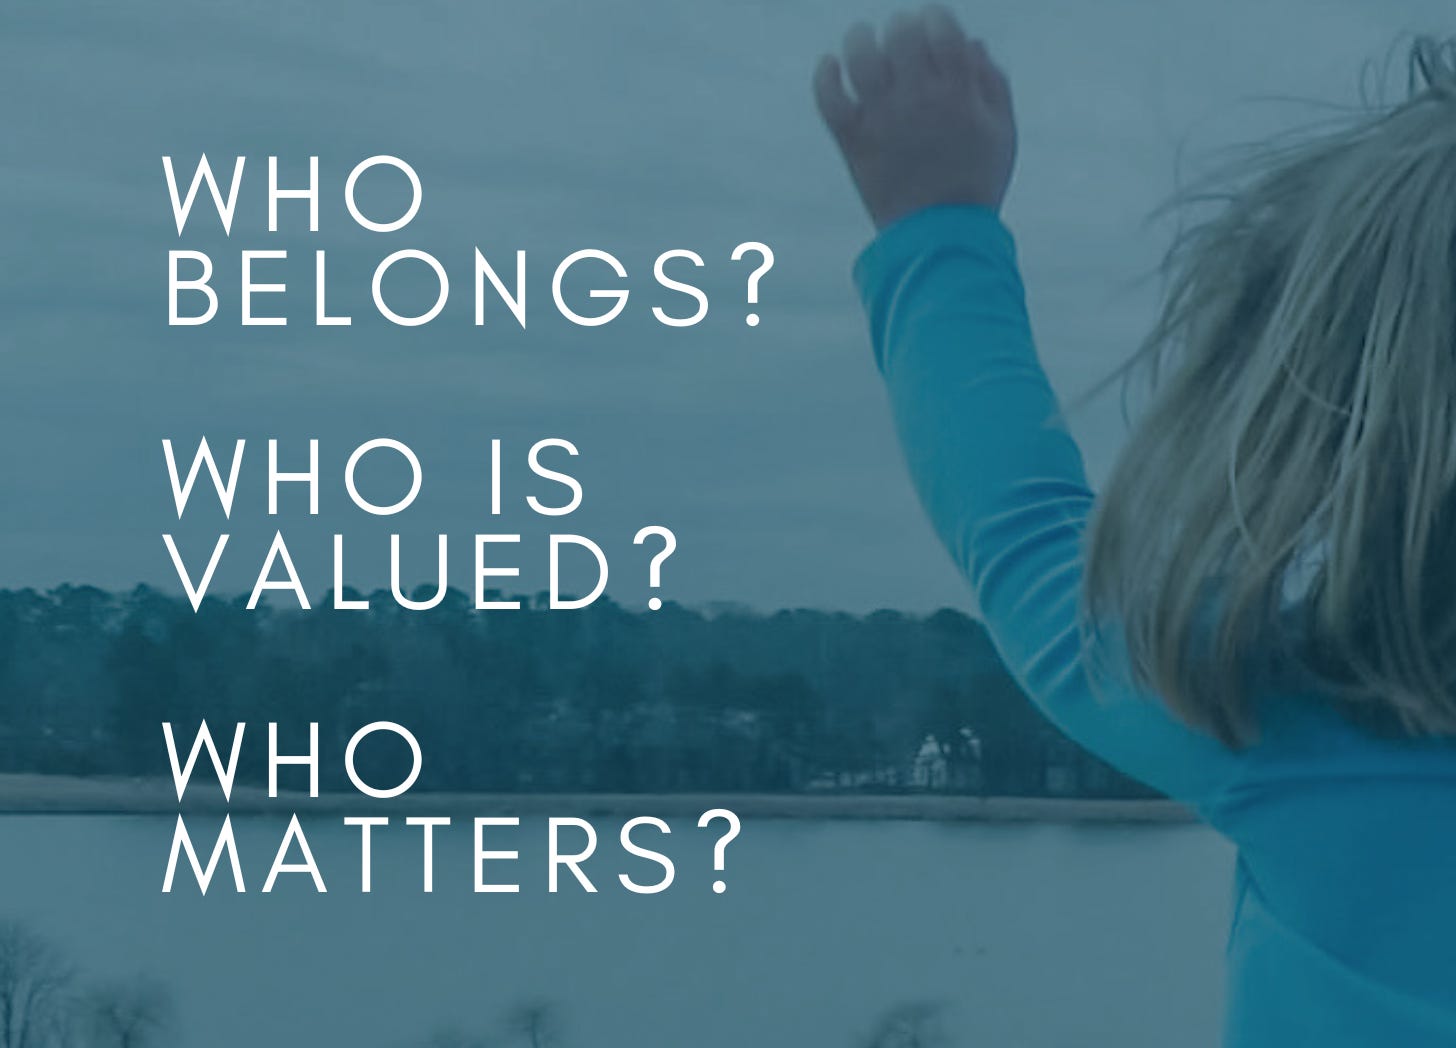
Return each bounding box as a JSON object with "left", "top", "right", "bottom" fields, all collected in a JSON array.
[
  {"left": 969, "top": 41, "right": 1011, "bottom": 108},
  {"left": 843, "top": 22, "right": 891, "bottom": 101},
  {"left": 923, "top": 5, "right": 971, "bottom": 75},
  {"left": 884, "top": 10, "right": 932, "bottom": 79},
  {"left": 813, "top": 54, "right": 859, "bottom": 139}
]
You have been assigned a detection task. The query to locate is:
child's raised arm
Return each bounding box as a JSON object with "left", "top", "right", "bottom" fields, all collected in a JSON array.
[{"left": 814, "top": 8, "right": 1245, "bottom": 806}]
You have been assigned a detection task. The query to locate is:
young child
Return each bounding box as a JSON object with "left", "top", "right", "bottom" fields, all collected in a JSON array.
[{"left": 814, "top": 8, "right": 1456, "bottom": 1046}]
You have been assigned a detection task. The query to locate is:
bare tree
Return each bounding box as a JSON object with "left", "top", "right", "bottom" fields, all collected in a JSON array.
[
  {"left": 861, "top": 1001, "right": 949, "bottom": 1048},
  {"left": 80, "top": 976, "right": 173, "bottom": 1048},
  {"left": 0, "top": 921, "right": 74, "bottom": 1048},
  {"left": 502, "top": 1001, "right": 560, "bottom": 1048}
]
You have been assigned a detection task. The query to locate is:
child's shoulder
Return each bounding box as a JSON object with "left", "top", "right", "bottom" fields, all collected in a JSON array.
[{"left": 1242, "top": 685, "right": 1456, "bottom": 782}]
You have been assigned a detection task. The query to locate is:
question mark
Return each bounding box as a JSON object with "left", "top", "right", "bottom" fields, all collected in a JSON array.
[
  {"left": 633, "top": 526, "right": 677, "bottom": 611},
  {"left": 697, "top": 808, "right": 741, "bottom": 894},
  {"left": 731, "top": 242, "right": 775, "bottom": 327}
]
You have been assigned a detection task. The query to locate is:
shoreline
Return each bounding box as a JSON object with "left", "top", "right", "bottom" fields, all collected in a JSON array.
[{"left": 0, "top": 773, "right": 1192, "bottom": 824}]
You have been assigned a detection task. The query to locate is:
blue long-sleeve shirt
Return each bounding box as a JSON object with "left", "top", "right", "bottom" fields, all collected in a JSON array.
[{"left": 854, "top": 204, "right": 1456, "bottom": 1047}]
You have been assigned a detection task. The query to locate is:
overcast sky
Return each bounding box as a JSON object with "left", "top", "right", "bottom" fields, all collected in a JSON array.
[{"left": 3, "top": 0, "right": 1452, "bottom": 613}]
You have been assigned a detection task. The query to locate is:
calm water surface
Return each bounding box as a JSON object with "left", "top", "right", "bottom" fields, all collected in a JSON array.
[{"left": 1, "top": 815, "right": 1233, "bottom": 1047}]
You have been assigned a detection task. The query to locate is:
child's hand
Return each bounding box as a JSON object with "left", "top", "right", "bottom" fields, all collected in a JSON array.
[{"left": 814, "top": 6, "right": 1016, "bottom": 229}]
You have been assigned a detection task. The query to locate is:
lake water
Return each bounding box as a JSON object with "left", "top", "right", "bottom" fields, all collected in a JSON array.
[{"left": 1, "top": 815, "right": 1233, "bottom": 1046}]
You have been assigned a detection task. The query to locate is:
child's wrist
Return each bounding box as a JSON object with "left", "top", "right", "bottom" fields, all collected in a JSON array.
[{"left": 872, "top": 194, "right": 1001, "bottom": 231}]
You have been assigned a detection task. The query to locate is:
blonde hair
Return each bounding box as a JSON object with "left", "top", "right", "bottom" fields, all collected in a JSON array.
[{"left": 1085, "top": 38, "right": 1456, "bottom": 745}]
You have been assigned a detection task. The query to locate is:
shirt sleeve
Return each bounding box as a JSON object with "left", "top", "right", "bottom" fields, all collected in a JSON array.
[{"left": 854, "top": 204, "right": 1244, "bottom": 805}]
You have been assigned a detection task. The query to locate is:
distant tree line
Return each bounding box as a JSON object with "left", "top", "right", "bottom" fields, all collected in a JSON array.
[{"left": 0, "top": 585, "right": 1156, "bottom": 799}]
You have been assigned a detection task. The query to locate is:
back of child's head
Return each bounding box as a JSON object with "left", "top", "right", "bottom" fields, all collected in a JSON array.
[{"left": 1086, "top": 38, "right": 1456, "bottom": 745}]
